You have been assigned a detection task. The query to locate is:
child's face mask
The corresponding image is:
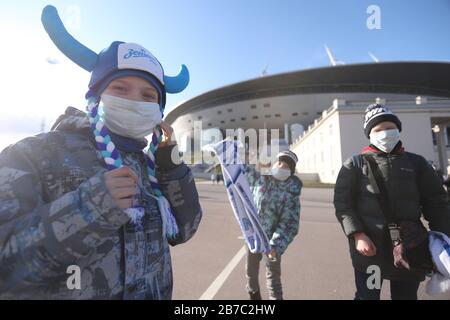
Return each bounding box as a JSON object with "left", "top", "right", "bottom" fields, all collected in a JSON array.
[
  {"left": 369, "top": 128, "right": 400, "bottom": 153},
  {"left": 271, "top": 166, "right": 291, "bottom": 181},
  {"left": 100, "top": 94, "right": 162, "bottom": 139}
]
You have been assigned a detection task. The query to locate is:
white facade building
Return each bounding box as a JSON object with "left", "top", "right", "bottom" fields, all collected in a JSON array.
[
  {"left": 165, "top": 62, "right": 450, "bottom": 182},
  {"left": 291, "top": 98, "right": 450, "bottom": 183}
]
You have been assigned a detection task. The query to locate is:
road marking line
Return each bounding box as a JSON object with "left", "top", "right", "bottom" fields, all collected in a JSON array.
[{"left": 199, "top": 245, "right": 247, "bottom": 300}]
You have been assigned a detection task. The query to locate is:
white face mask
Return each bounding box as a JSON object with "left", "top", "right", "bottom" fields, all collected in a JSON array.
[
  {"left": 369, "top": 129, "right": 400, "bottom": 153},
  {"left": 271, "top": 167, "right": 291, "bottom": 181},
  {"left": 100, "top": 94, "right": 162, "bottom": 139}
]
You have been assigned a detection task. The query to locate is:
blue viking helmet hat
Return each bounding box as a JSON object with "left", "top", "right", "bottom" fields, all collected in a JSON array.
[{"left": 41, "top": 5, "right": 189, "bottom": 107}]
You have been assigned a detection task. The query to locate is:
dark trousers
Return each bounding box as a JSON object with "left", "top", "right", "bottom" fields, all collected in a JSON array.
[
  {"left": 245, "top": 247, "right": 283, "bottom": 300},
  {"left": 354, "top": 269, "right": 420, "bottom": 300}
]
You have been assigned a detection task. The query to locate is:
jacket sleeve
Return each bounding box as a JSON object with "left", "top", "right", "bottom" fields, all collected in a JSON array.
[
  {"left": 0, "top": 137, "right": 130, "bottom": 291},
  {"left": 415, "top": 155, "right": 450, "bottom": 236},
  {"left": 334, "top": 157, "right": 365, "bottom": 237},
  {"left": 270, "top": 186, "right": 301, "bottom": 256},
  {"left": 156, "top": 146, "right": 202, "bottom": 246}
]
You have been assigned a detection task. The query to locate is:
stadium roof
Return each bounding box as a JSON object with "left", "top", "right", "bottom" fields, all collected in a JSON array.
[{"left": 165, "top": 61, "right": 450, "bottom": 124}]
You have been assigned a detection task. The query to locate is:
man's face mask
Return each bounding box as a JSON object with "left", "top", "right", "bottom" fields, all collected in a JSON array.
[
  {"left": 369, "top": 128, "right": 400, "bottom": 153},
  {"left": 100, "top": 94, "right": 162, "bottom": 139}
]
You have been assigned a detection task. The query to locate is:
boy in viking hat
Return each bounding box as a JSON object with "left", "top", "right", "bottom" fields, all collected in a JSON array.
[{"left": 0, "top": 5, "right": 202, "bottom": 299}]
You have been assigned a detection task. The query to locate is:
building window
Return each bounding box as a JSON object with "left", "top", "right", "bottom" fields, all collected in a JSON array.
[
  {"left": 253, "top": 116, "right": 258, "bottom": 119},
  {"left": 218, "top": 110, "right": 222, "bottom": 114},
  {"left": 241, "top": 117, "right": 247, "bottom": 121},
  {"left": 230, "top": 119, "right": 236, "bottom": 122},
  {"left": 198, "top": 116, "right": 203, "bottom": 120},
  {"left": 208, "top": 123, "right": 212, "bottom": 127},
  {"left": 302, "top": 112, "right": 309, "bottom": 116},
  {"left": 228, "top": 108, "right": 233, "bottom": 113},
  {"left": 317, "top": 112, "right": 322, "bottom": 115},
  {"left": 250, "top": 105, "right": 257, "bottom": 109},
  {"left": 275, "top": 114, "right": 281, "bottom": 118},
  {"left": 264, "top": 103, "right": 270, "bottom": 108},
  {"left": 292, "top": 112, "right": 298, "bottom": 116},
  {"left": 265, "top": 114, "right": 271, "bottom": 118},
  {"left": 330, "top": 146, "right": 333, "bottom": 165},
  {"left": 221, "top": 120, "right": 225, "bottom": 124},
  {"left": 188, "top": 119, "right": 192, "bottom": 123}
]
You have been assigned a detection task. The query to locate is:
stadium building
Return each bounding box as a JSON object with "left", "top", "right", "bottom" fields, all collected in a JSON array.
[{"left": 165, "top": 61, "right": 450, "bottom": 183}]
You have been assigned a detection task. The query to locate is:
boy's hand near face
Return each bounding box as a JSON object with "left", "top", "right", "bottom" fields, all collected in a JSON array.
[
  {"left": 104, "top": 166, "right": 139, "bottom": 210},
  {"left": 159, "top": 121, "right": 177, "bottom": 147}
]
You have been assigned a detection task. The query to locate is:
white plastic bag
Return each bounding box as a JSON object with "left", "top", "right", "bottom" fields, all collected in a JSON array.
[{"left": 426, "top": 231, "right": 450, "bottom": 296}]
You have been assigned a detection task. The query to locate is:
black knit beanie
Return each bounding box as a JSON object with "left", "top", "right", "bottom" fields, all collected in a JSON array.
[{"left": 363, "top": 103, "right": 402, "bottom": 138}]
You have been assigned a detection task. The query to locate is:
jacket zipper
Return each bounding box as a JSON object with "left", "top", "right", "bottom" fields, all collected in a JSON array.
[{"left": 386, "top": 151, "right": 395, "bottom": 224}]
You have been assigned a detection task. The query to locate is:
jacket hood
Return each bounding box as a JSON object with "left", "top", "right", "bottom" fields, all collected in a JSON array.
[{"left": 51, "top": 107, "right": 91, "bottom": 134}]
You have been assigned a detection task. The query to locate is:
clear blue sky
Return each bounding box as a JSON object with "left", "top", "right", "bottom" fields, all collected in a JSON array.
[{"left": 0, "top": 0, "right": 449, "bottom": 146}]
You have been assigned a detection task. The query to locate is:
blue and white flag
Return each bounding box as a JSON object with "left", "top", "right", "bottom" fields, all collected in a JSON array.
[{"left": 205, "top": 139, "right": 271, "bottom": 254}]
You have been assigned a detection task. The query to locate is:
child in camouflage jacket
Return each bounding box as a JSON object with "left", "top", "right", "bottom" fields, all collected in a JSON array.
[{"left": 244, "top": 150, "right": 302, "bottom": 300}]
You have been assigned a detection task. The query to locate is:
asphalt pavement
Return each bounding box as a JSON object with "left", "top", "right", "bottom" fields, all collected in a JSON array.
[{"left": 171, "top": 181, "right": 450, "bottom": 300}]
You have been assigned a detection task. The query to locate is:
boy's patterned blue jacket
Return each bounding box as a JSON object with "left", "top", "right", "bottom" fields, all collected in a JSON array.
[
  {"left": 245, "top": 166, "right": 302, "bottom": 256},
  {"left": 0, "top": 107, "right": 202, "bottom": 299}
]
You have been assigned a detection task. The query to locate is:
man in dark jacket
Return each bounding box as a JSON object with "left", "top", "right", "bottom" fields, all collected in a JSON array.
[{"left": 334, "top": 104, "right": 450, "bottom": 300}]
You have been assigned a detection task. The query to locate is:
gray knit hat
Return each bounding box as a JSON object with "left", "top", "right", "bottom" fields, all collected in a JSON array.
[{"left": 276, "top": 151, "right": 298, "bottom": 175}]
